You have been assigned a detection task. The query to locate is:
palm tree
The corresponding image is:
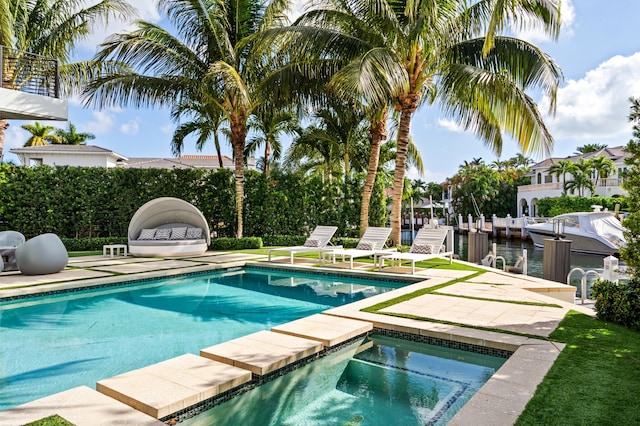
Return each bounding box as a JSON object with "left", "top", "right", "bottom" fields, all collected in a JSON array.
[
  {"left": 284, "top": 0, "right": 562, "bottom": 244},
  {"left": 82, "top": 0, "right": 289, "bottom": 237},
  {"left": 54, "top": 122, "right": 95, "bottom": 145},
  {"left": 0, "top": 0, "right": 132, "bottom": 159},
  {"left": 565, "top": 173, "right": 595, "bottom": 197},
  {"left": 548, "top": 159, "right": 575, "bottom": 194},
  {"left": 245, "top": 106, "right": 300, "bottom": 176},
  {"left": 574, "top": 143, "right": 607, "bottom": 155},
  {"left": 591, "top": 155, "right": 615, "bottom": 187},
  {"left": 21, "top": 122, "right": 61, "bottom": 146},
  {"left": 170, "top": 100, "right": 227, "bottom": 168}
]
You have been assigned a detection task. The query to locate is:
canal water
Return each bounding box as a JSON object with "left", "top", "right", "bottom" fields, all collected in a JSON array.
[{"left": 402, "top": 230, "right": 608, "bottom": 297}]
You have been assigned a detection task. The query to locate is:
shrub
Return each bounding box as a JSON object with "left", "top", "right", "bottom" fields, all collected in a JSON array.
[
  {"left": 261, "top": 235, "right": 307, "bottom": 247},
  {"left": 209, "top": 237, "right": 262, "bottom": 250},
  {"left": 591, "top": 279, "right": 640, "bottom": 331},
  {"left": 60, "top": 237, "right": 128, "bottom": 251}
]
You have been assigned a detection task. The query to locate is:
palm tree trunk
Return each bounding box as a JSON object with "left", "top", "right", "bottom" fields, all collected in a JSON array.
[
  {"left": 390, "top": 94, "right": 420, "bottom": 245},
  {"left": 359, "top": 108, "right": 388, "bottom": 236},
  {"left": 0, "top": 120, "right": 8, "bottom": 161},
  {"left": 230, "top": 115, "right": 247, "bottom": 238},
  {"left": 264, "top": 140, "right": 271, "bottom": 177},
  {"left": 214, "top": 133, "right": 224, "bottom": 168}
]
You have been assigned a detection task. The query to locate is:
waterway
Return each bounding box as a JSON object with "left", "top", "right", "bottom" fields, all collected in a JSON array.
[{"left": 453, "top": 233, "right": 607, "bottom": 297}]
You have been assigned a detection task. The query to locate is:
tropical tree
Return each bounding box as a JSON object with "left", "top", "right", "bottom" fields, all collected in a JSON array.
[
  {"left": 591, "top": 155, "right": 615, "bottom": 187},
  {"left": 170, "top": 100, "right": 227, "bottom": 168},
  {"left": 548, "top": 159, "right": 575, "bottom": 194},
  {"left": 21, "top": 122, "right": 61, "bottom": 146},
  {"left": 54, "top": 122, "right": 95, "bottom": 145},
  {"left": 564, "top": 172, "right": 595, "bottom": 197},
  {"left": 246, "top": 106, "right": 300, "bottom": 176},
  {"left": 0, "top": 0, "right": 132, "bottom": 159},
  {"left": 82, "top": 0, "right": 290, "bottom": 237},
  {"left": 621, "top": 97, "right": 640, "bottom": 274},
  {"left": 284, "top": 0, "right": 562, "bottom": 244},
  {"left": 574, "top": 143, "right": 607, "bottom": 155}
]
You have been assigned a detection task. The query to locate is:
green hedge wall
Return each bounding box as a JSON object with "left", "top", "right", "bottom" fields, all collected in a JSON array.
[
  {"left": 0, "top": 165, "right": 384, "bottom": 240},
  {"left": 535, "top": 195, "right": 629, "bottom": 217}
]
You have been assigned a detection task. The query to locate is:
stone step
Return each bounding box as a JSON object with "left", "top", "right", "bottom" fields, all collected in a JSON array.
[
  {"left": 0, "top": 386, "right": 162, "bottom": 425},
  {"left": 200, "top": 330, "right": 323, "bottom": 376},
  {"left": 271, "top": 313, "right": 373, "bottom": 347},
  {"left": 96, "top": 354, "right": 251, "bottom": 419}
]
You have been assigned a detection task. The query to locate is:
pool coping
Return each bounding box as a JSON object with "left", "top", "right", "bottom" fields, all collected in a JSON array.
[{"left": 0, "top": 253, "right": 578, "bottom": 424}]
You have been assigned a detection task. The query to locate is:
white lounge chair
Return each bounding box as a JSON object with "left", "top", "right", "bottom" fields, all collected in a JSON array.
[
  {"left": 378, "top": 227, "right": 454, "bottom": 274},
  {"left": 267, "top": 226, "right": 339, "bottom": 264},
  {"left": 322, "top": 227, "right": 393, "bottom": 269}
]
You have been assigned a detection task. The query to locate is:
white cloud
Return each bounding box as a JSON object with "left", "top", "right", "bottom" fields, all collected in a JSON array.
[
  {"left": 288, "top": 0, "right": 306, "bottom": 22},
  {"left": 81, "top": 111, "right": 116, "bottom": 134},
  {"left": 77, "top": 0, "right": 161, "bottom": 54},
  {"left": 160, "top": 123, "right": 174, "bottom": 134},
  {"left": 437, "top": 119, "right": 465, "bottom": 133},
  {"left": 121, "top": 118, "right": 140, "bottom": 135},
  {"left": 540, "top": 51, "right": 640, "bottom": 140},
  {"left": 4, "top": 125, "right": 26, "bottom": 151},
  {"left": 513, "top": 0, "right": 575, "bottom": 43}
]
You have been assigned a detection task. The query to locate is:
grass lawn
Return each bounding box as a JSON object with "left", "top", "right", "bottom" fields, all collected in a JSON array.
[
  {"left": 24, "top": 415, "right": 74, "bottom": 426},
  {"left": 516, "top": 311, "right": 640, "bottom": 425}
]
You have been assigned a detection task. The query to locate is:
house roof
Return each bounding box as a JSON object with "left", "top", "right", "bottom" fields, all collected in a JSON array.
[
  {"left": 10, "top": 144, "right": 128, "bottom": 160},
  {"left": 528, "top": 145, "right": 628, "bottom": 175},
  {"left": 124, "top": 155, "right": 234, "bottom": 169}
]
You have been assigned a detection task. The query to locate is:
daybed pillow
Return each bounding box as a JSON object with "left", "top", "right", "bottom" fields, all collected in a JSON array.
[
  {"left": 138, "top": 228, "right": 156, "bottom": 240},
  {"left": 303, "top": 238, "right": 321, "bottom": 247},
  {"left": 410, "top": 243, "right": 434, "bottom": 254},
  {"left": 186, "top": 227, "right": 203, "bottom": 239},
  {"left": 154, "top": 228, "right": 171, "bottom": 240},
  {"left": 170, "top": 227, "right": 188, "bottom": 240},
  {"left": 356, "top": 240, "right": 377, "bottom": 251}
]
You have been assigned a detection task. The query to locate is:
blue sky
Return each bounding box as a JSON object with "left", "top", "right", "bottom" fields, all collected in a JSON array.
[{"left": 4, "top": 0, "right": 640, "bottom": 183}]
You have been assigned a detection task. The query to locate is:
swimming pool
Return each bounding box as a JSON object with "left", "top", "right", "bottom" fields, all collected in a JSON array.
[
  {"left": 0, "top": 267, "right": 407, "bottom": 411},
  {"left": 180, "top": 334, "right": 508, "bottom": 425}
]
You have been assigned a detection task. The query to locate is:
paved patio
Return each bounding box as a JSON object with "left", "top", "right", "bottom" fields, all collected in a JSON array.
[{"left": 0, "top": 250, "right": 595, "bottom": 425}]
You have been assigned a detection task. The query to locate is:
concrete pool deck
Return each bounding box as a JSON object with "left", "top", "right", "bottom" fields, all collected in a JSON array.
[{"left": 0, "top": 250, "right": 595, "bottom": 425}]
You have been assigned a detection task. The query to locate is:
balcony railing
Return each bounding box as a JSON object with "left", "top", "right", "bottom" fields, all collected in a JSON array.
[
  {"left": 519, "top": 178, "right": 625, "bottom": 193},
  {"left": 1, "top": 45, "right": 60, "bottom": 98}
]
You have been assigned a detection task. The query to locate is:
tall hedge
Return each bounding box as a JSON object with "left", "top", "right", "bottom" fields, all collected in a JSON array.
[
  {"left": 0, "top": 165, "right": 381, "bottom": 239},
  {"left": 535, "top": 195, "right": 629, "bottom": 217}
]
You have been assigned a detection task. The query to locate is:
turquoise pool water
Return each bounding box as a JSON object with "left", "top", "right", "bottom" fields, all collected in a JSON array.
[
  {"left": 182, "top": 334, "right": 508, "bottom": 425},
  {"left": 0, "top": 267, "right": 404, "bottom": 411}
]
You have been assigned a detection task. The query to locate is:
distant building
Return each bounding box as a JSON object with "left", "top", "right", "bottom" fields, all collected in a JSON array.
[
  {"left": 10, "top": 145, "right": 127, "bottom": 167},
  {"left": 9, "top": 144, "right": 257, "bottom": 171},
  {"left": 517, "top": 146, "right": 629, "bottom": 217}
]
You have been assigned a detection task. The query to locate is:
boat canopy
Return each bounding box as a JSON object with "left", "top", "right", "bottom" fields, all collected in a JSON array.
[{"left": 575, "top": 213, "right": 626, "bottom": 247}]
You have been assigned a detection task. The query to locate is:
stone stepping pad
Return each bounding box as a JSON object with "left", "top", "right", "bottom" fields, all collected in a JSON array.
[
  {"left": 0, "top": 385, "right": 161, "bottom": 425},
  {"left": 96, "top": 354, "right": 251, "bottom": 419},
  {"left": 200, "top": 330, "right": 323, "bottom": 376},
  {"left": 271, "top": 313, "right": 373, "bottom": 347}
]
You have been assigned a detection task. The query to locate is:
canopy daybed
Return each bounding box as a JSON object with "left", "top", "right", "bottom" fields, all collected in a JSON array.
[{"left": 128, "top": 197, "right": 211, "bottom": 257}]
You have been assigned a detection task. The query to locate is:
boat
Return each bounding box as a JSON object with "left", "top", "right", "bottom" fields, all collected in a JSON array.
[{"left": 525, "top": 211, "right": 626, "bottom": 255}]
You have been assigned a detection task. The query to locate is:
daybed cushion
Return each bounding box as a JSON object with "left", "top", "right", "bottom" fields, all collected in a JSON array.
[
  {"left": 170, "top": 227, "right": 188, "bottom": 240},
  {"left": 154, "top": 228, "right": 171, "bottom": 240},
  {"left": 186, "top": 228, "right": 203, "bottom": 239},
  {"left": 129, "top": 239, "right": 206, "bottom": 247},
  {"left": 138, "top": 229, "right": 156, "bottom": 240}
]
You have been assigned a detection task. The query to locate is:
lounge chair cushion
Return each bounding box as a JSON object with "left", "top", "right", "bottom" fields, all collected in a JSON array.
[
  {"left": 186, "top": 227, "right": 203, "bottom": 239},
  {"left": 154, "top": 228, "right": 171, "bottom": 240},
  {"left": 410, "top": 243, "right": 434, "bottom": 254},
  {"left": 356, "top": 240, "right": 377, "bottom": 250},
  {"left": 138, "top": 229, "right": 156, "bottom": 240},
  {"left": 303, "top": 238, "right": 322, "bottom": 247},
  {"left": 170, "top": 227, "right": 188, "bottom": 240}
]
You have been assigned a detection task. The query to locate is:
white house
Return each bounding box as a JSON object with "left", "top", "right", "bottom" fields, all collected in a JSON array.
[
  {"left": 517, "top": 146, "right": 629, "bottom": 217},
  {"left": 10, "top": 145, "right": 127, "bottom": 167},
  {"left": 9, "top": 144, "right": 257, "bottom": 171}
]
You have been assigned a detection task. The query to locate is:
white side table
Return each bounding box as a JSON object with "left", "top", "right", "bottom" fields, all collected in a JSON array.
[{"left": 103, "top": 244, "right": 128, "bottom": 257}]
